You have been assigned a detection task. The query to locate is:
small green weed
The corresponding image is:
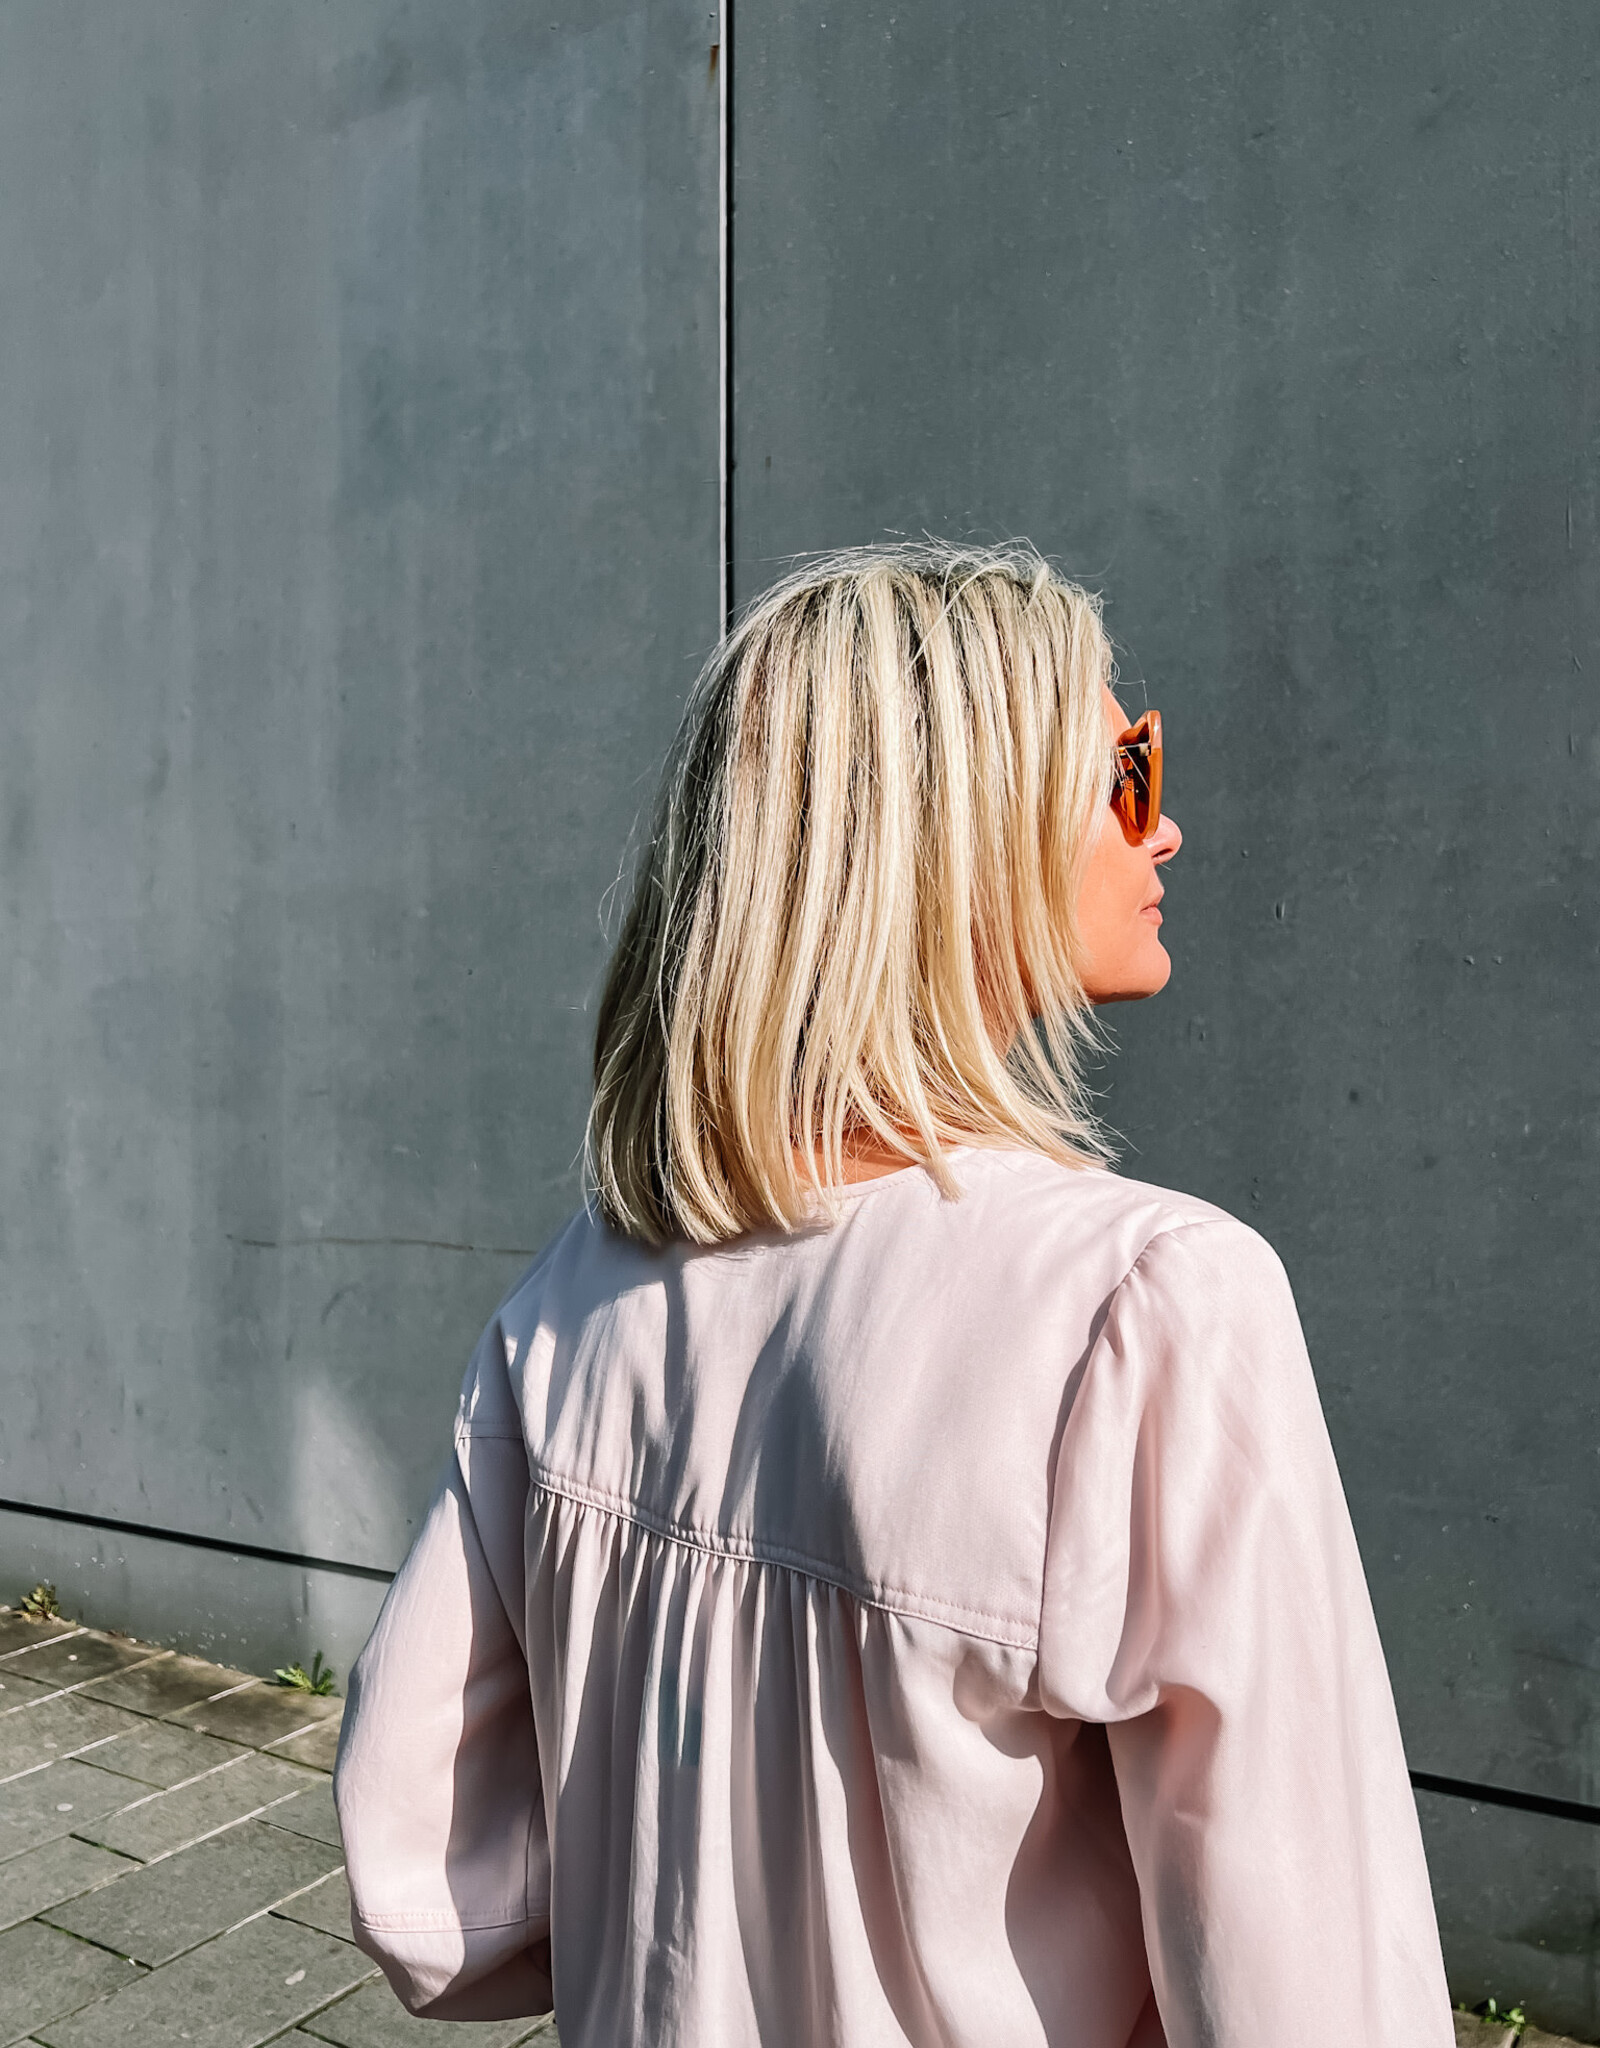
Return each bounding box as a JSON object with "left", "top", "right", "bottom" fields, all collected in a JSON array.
[
  {"left": 272, "top": 1650, "right": 338, "bottom": 1696},
  {"left": 1472, "top": 1998, "right": 1527, "bottom": 2031},
  {"left": 18, "top": 1582, "right": 61, "bottom": 1621}
]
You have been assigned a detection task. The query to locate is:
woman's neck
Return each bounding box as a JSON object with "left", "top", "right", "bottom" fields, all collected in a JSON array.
[{"left": 790, "top": 1128, "right": 925, "bottom": 1185}]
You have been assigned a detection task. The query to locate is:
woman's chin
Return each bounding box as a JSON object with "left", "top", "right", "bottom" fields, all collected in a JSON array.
[{"left": 1087, "top": 945, "right": 1172, "bottom": 1004}]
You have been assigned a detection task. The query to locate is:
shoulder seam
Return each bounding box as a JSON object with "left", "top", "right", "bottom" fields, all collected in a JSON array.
[
  {"left": 1032, "top": 1211, "right": 1265, "bottom": 1652},
  {"left": 1127, "top": 1211, "right": 1255, "bottom": 1264},
  {"left": 1099, "top": 1215, "right": 1225, "bottom": 1304}
]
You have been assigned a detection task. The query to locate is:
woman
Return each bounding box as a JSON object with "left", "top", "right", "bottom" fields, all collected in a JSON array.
[{"left": 333, "top": 543, "right": 1453, "bottom": 2047}]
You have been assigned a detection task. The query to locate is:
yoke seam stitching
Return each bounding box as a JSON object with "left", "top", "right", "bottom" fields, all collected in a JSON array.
[{"left": 509, "top": 1462, "right": 1038, "bottom": 1651}]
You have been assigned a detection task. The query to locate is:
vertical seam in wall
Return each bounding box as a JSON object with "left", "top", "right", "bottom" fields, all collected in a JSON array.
[{"left": 719, "top": 0, "right": 734, "bottom": 633}]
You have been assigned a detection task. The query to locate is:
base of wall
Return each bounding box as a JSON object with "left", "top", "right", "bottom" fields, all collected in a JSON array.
[
  {"left": 4, "top": 1506, "right": 1596, "bottom": 2038},
  {"left": 1418, "top": 1788, "right": 1600, "bottom": 2041},
  {"left": 0, "top": 1504, "right": 391, "bottom": 1687}
]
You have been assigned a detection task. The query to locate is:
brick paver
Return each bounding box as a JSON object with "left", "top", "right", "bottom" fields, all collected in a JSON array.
[
  {"left": 0, "top": 1693, "right": 146, "bottom": 1779},
  {"left": 0, "top": 1607, "right": 565, "bottom": 2046},
  {"left": 297, "top": 1977, "right": 557, "bottom": 2046},
  {"left": 271, "top": 1867, "right": 356, "bottom": 1943},
  {"left": 1453, "top": 2026, "right": 1594, "bottom": 2048},
  {"left": 0, "top": 1760, "right": 138, "bottom": 1862},
  {"left": 80, "top": 1719, "right": 248, "bottom": 1790},
  {"left": 75, "top": 1750, "right": 317, "bottom": 1862},
  {"left": 76, "top": 1653, "right": 255, "bottom": 1719},
  {"left": 42, "top": 1817, "right": 340, "bottom": 1966},
  {"left": 0, "top": 1918, "right": 145, "bottom": 2042},
  {"left": 260, "top": 1780, "right": 342, "bottom": 1849},
  {"left": 0, "top": 1835, "right": 134, "bottom": 1935},
  {"left": 268, "top": 1717, "right": 344, "bottom": 1772},
  {"left": 1455, "top": 2020, "right": 1519, "bottom": 2047},
  {"left": 0, "top": 1634, "right": 164, "bottom": 1691},
  {"left": 32, "top": 1911, "right": 372, "bottom": 2048},
  {"left": 0, "top": 1669, "right": 57, "bottom": 1710},
  {"left": 0, "top": 1613, "right": 78, "bottom": 1656},
  {"left": 171, "top": 1681, "right": 344, "bottom": 1750}
]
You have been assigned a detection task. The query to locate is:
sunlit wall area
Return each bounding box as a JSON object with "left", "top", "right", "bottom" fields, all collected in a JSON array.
[{"left": 0, "top": 0, "right": 722, "bottom": 1674}]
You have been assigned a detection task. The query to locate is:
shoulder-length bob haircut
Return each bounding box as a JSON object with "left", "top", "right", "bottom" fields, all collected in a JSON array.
[{"left": 585, "top": 540, "right": 1118, "bottom": 1246}]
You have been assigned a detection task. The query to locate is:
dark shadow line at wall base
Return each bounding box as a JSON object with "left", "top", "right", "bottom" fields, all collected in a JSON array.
[
  {"left": 0, "top": 1494, "right": 396, "bottom": 1584},
  {"left": 1409, "top": 1768, "right": 1600, "bottom": 1829}
]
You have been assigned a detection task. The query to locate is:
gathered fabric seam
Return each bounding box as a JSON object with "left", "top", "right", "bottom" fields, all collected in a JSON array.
[{"left": 491, "top": 1458, "right": 1038, "bottom": 1651}]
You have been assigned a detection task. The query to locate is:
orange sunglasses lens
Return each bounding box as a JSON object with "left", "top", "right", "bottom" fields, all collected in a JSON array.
[{"left": 1112, "top": 710, "right": 1163, "bottom": 844}]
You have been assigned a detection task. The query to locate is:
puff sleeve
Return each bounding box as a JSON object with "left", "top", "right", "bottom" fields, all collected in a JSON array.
[
  {"left": 1038, "top": 1217, "right": 1453, "bottom": 2048},
  {"left": 333, "top": 1316, "right": 553, "bottom": 2021}
]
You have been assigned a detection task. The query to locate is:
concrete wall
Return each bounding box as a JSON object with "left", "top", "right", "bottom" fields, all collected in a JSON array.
[
  {"left": 730, "top": 0, "right": 1599, "bottom": 2029},
  {"left": 2, "top": 0, "right": 1596, "bottom": 2029},
  {"left": 0, "top": 0, "right": 721, "bottom": 1676}
]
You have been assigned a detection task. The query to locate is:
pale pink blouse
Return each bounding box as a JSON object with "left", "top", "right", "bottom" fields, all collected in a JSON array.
[{"left": 333, "top": 1145, "right": 1453, "bottom": 2047}]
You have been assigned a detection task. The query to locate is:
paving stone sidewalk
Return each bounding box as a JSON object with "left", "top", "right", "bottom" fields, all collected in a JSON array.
[
  {"left": 1456, "top": 2017, "right": 1593, "bottom": 2048},
  {"left": 4, "top": 1606, "right": 1589, "bottom": 2048},
  {"left": 0, "top": 1606, "right": 556, "bottom": 2048}
]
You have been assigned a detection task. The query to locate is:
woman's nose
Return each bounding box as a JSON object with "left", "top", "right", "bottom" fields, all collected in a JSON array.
[{"left": 1150, "top": 812, "right": 1182, "bottom": 864}]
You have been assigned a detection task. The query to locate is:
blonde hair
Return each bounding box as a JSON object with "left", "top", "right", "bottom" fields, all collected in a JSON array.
[{"left": 585, "top": 540, "right": 1117, "bottom": 1245}]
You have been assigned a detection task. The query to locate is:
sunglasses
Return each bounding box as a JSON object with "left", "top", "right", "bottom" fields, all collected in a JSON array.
[{"left": 1111, "top": 709, "right": 1163, "bottom": 846}]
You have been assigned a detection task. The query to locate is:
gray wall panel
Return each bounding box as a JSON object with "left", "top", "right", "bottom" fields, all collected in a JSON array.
[
  {"left": 1417, "top": 1790, "right": 1600, "bottom": 2036},
  {"left": 0, "top": 1, "right": 720, "bottom": 1579},
  {"left": 0, "top": 1504, "right": 389, "bottom": 1686},
  {"left": 733, "top": 0, "right": 1599, "bottom": 1822}
]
